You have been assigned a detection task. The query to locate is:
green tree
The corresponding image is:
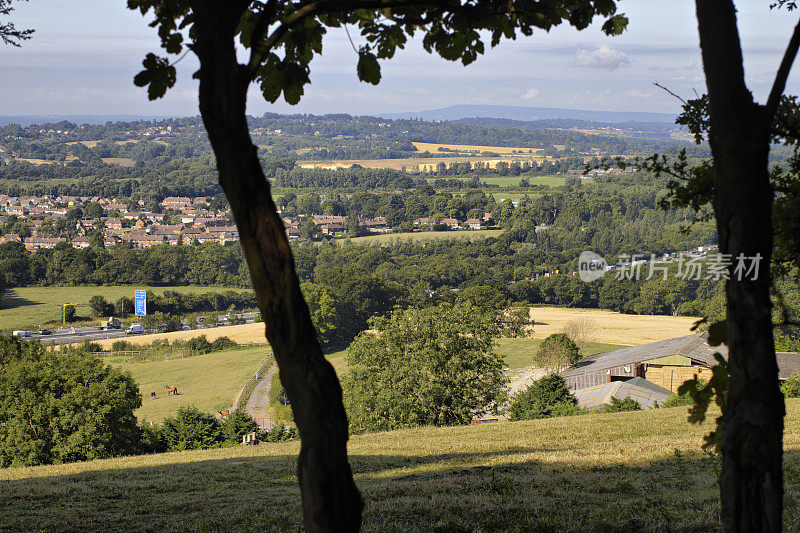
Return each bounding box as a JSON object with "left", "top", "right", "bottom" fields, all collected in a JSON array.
[
  {"left": 0, "top": 336, "right": 142, "bottom": 467},
  {"left": 509, "top": 373, "right": 580, "bottom": 420},
  {"left": 596, "top": 396, "right": 641, "bottom": 413},
  {"left": 89, "top": 295, "right": 113, "bottom": 317},
  {"left": 301, "top": 282, "right": 338, "bottom": 345},
  {"left": 536, "top": 333, "right": 581, "bottom": 370},
  {"left": 160, "top": 406, "right": 222, "bottom": 451},
  {"left": 221, "top": 410, "right": 259, "bottom": 443},
  {"left": 343, "top": 303, "right": 506, "bottom": 432},
  {"left": 130, "top": 1, "right": 627, "bottom": 528},
  {"left": 63, "top": 304, "right": 76, "bottom": 323}
]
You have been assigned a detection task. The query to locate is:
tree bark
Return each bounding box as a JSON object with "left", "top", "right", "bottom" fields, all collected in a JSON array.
[
  {"left": 191, "top": 2, "right": 363, "bottom": 531},
  {"left": 695, "top": 2, "right": 785, "bottom": 531}
]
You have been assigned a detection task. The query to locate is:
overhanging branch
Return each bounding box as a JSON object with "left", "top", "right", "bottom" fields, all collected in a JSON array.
[{"left": 767, "top": 15, "right": 800, "bottom": 118}]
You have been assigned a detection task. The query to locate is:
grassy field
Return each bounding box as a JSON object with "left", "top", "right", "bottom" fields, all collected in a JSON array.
[
  {"left": 339, "top": 229, "right": 504, "bottom": 246},
  {"left": 497, "top": 337, "right": 624, "bottom": 371},
  {"left": 3, "top": 400, "right": 799, "bottom": 531},
  {"left": 0, "top": 285, "right": 249, "bottom": 329},
  {"left": 108, "top": 346, "right": 271, "bottom": 422},
  {"left": 411, "top": 141, "right": 543, "bottom": 154}
]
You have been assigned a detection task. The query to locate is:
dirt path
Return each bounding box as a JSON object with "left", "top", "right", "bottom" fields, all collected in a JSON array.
[
  {"left": 244, "top": 362, "right": 278, "bottom": 428},
  {"left": 507, "top": 365, "right": 549, "bottom": 396}
]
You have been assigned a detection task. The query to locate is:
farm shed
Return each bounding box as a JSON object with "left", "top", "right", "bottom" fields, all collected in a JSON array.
[
  {"left": 572, "top": 377, "right": 672, "bottom": 410},
  {"left": 562, "top": 332, "right": 800, "bottom": 394}
]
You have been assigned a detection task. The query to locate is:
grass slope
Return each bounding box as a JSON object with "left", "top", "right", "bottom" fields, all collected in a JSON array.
[
  {"left": 109, "top": 345, "right": 271, "bottom": 422},
  {"left": 3, "top": 400, "right": 799, "bottom": 531},
  {"left": 497, "top": 337, "right": 623, "bottom": 371},
  {"left": 0, "top": 285, "right": 248, "bottom": 330}
]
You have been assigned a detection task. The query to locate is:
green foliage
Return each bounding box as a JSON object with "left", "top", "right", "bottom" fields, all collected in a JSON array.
[
  {"left": 509, "top": 373, "right": 580, "bottom": 421},
  {"left": 678, "top": 352, "right": 729, "bottom": 453},
  {"left": 160, "top": 406, "right": 222, "bottom": 451},
  {"left": 597, "top": 396, "right": 642, "bottom": 413},
  {"left": 343, "top": 302, "right": 506, "bottom": 432},
  {"left": 536, "top": 333, "right": 581, "bottom": 370},
  {"left": 221, "top": 411, "right": 259, "bottom": 444},
  {"left": 0, "top": 336, "right": 142, "bottom": 467},
  {"left": 262, "top": 423, "right": 299, "bottom": 443},
  {"left": 300, "top": 282, "right": 338, "bottom": 344},
  {"left": 268, "top": 372, "right": 293, "bottom": 422},
  {"left": 781, "top": 374, "right": 800, "bottom": 398},
  {"left": 129, "top": 1, "right": 626, "bottom": 106},
  {"left": 89, "top": 295, "right": 114, "bottom": 317},
  {"left": 63, "top": 304, "right": 76, "bottom": 323}
]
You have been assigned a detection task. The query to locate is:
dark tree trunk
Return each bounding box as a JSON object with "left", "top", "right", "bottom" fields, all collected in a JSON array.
[
  {"left": 695, "top": 1, "right": 785, "bottom": 530},
  {"left": 190, "top": 2, "right": 363, "bottom": 531}
]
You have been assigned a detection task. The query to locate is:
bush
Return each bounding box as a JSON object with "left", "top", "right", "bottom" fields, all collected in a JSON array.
[
  {"left": 597, "top": 396, "right": 642, "bottom": 413},
  {"left": 509, "top": 374, "right": 580, "bottom": 420},
  {"left": 661, "top": 379, "right": 705, "bottom": 407},
  {"left": 781, "top": 374, "right": 800, "bottom": 398},
  {"left": 160, "top": 406, "right": 223, "bottom": 451},
  {"left": 111, "top": 340, "right": 135, "bottom": 352},
  {"left": 261, "top": 423, "right": 299, "bottom": 443},
  {"left": 221, "top": 410, "right": 259, "bottom": 444},
  {"left": 0, "top": 335, "right": 142, "bottom": 467},
  {"left": 211, "top": 336, "right": 236, "bottom": 351},
  {"left": 536, "top": 333, "right": 581, "bottom": 370}
]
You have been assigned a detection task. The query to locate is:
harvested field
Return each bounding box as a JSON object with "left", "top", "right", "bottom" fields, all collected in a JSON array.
[
  {"left": 92, "top": 322, "right": 268, "bottom": 348},
  {"left": 529, "top": 306, "right": 697, "bottom": 346}
]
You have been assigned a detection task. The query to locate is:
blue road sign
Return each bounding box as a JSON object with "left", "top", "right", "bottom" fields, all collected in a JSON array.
[{"left": 134, "top": 290, "right": 147, "bottom": 316}]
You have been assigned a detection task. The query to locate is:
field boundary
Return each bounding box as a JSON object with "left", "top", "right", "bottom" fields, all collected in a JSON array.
[{"left": 234, "top": 353, "right": 275, "bottom": 412}]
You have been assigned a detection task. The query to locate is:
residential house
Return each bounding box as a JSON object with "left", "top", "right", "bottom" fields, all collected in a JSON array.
[{"left": 24, "top": 236, "right": 66, "bottom": 252}]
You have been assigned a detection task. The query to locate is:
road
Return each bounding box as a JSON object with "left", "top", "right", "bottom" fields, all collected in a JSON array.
[
  {"left": 17, "top": 311, "right": 261, "bottom": 346},
  {"left": 244, "top": 362, "right": 278, "bottom": 430}
]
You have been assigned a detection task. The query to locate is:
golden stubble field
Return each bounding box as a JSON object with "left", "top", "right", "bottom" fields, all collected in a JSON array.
[
  {"left": 529, "top": 306, "right": 697, "bottom": 346},
  {"left": 92, "top": 322, "right": 269, "bottom": 348}
]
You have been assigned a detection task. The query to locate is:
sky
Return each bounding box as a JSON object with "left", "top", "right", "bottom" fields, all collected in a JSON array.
[{"left": 1, "top": 1, "right": 799, "bottom": 118}]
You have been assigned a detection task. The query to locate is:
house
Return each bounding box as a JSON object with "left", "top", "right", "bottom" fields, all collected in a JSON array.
[
  {"left": 464, "top": 218, "right": 483, "bottom": 230},
  {"left": 359, "top": 216, "right": 390, "bottom": 233},
  {"left": 106, "top": 218, "right": 123, "bottom": 231},
  {"left": 440, "top": 218, "right": 461, "bottom": 229},
  {"left": 0, "top": 233, "right": 21, "bottom": 244},
  {"left": 161, "top": 196, "right": 192, "bottom": 210},
  {"left": 413, "top": 217, "right": 438, "bottom": 226},
  {"left": 24, "top": 236, "right": 66, "bottom": 252},
  {"left": 562, "top": 332, "right": 800, "bottom": 394},
  {"left": 71, "top": 236, "right": 91, "bottom": 249}
]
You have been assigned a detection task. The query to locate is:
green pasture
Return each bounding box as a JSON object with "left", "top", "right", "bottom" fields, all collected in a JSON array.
[
  {"left": 0, "top": 285, "right": 249, "bottom": 330},
  {"left": 3, "top": 400, "right": 798, "bottom": 531}
]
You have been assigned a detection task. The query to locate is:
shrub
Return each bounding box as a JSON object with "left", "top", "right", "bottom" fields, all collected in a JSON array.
[
  {"left": 509, "top": 373, "right": 580, "bottom": 420},
  {"left": 261, "top": 423, "right": 299, "bottom": 443},
  {"left": 661, "top": 379, "right": 705, "bottom": 407},
  {"left": 221, "top": 410, "right": 259, "bottom": 444},
  {"left": 211, "top": 336, "right": 236, "bottom": 351},
  {"left": 781, "top": 374, "right": 800, "bottom": 398},
  {"left": 160, "top": 406, "right": 223, "bottom": 451},
  {"left": 111, "top": 340, "right": 135, "bottom": 352},
  {"left": 0, "top": 335, "right": 142, "bottom": 467},
  {"left": 597, "top": 396, "right": 642, "bottom": 413},
  {"left": 536, "top": 333, "right": 581, "bottom": 370}
]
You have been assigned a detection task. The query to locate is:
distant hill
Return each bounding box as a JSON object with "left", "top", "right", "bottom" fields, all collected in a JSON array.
[
  {"left": 382, "top": 104, "right": 678, "bottom": 124},
  {"left": 0, "top": 115, "right": 179, "bottom": 127}
]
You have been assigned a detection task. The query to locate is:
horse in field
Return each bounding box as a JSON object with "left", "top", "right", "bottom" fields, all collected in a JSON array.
[
  {"left": 150, "top": 391, "right": 157, "bottom": 399},
  {"left": 164, "top": 385, "right": 178, "bottom": 396},
  {"left": 218, "top": 409, "right": 230, "bottom": 418}
]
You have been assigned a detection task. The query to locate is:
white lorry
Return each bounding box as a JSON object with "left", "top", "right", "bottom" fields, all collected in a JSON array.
[{"left": 126, "top": 324, "right": 144, "bottom": 335}]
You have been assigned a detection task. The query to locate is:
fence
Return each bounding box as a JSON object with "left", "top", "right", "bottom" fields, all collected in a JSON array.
[{"left": 235, "top": 353, "right": 275, "bottom": 412}]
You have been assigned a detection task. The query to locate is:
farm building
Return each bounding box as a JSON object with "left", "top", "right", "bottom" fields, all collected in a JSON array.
[
  {"left": 562, "top": 332, "right": 800, "bottom": 394},
  {"left": 572, "top": 377, "right": 673, "bottom": 410}
]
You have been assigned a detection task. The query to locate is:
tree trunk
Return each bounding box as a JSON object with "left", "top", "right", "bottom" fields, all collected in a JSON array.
[
  {"left": 695, "top": 2, "right": 785, "bottom": 531},
  {"left": 191, "top": 3, "right": 363, "bottom": 531}
]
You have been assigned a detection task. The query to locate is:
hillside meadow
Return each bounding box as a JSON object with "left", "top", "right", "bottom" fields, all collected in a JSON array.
[
  {"left": 0, "top": 285, "right": 249, "bottom": 329},
  {"left": 2, "top": 400, "right": 799, "bottom": 531},
  {"left": 108, "top": 345, "right": 271, "bottom": 422}
]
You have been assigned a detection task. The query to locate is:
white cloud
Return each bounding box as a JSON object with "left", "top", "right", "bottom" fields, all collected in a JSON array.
[
  {"left": 574, "top": 46, "right": 630, "bottom": 70},
  {"left": 521, "top": 88, "right": 540, "bottom": 99}
]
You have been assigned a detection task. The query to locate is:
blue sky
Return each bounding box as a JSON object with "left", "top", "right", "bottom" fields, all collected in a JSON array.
[{"left": 1, "top": 1, "right": 799, "bottom": 117}]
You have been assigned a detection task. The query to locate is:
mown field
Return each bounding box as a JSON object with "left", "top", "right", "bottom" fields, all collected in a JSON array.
[
  {"left": 0, "top": 285, "right": 249, "bottom": 329},
  {"left": 411, "top": 141, "right": 544, "bottom": 154},
  {"left": 92, "top": 322, "right": 268, "bottom": 349},
  {"left": 340, "top": 229, "right": 504, "bottom": 245},
  {"left": 3, "top": 400, "right": 799, "bottom": 531},
  {"left": 109, "top": 345, "right": 271, "bottom": 422}
]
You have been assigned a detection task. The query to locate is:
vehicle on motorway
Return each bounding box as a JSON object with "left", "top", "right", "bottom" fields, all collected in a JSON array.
[
  {"left": 12, "top": 330, "right": 30, "bottom": 337},
  {"left": 99, "top": 317, "right": 122, "bottom": 331},
  {"left": 37, "top": 329, "right": 52, "bottom": 335},
  {"left": 126, "top": 324, "right": 144, "bottom": 335}
]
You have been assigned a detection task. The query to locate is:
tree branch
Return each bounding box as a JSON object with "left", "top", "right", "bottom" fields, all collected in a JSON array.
[{"left": 767, "top": 16, "right": 800, "bottom": 119}]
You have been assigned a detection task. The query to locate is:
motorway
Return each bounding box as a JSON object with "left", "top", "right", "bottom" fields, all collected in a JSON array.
[{"left": 19, "top": 312, "right": 260, "bottom": 346}]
